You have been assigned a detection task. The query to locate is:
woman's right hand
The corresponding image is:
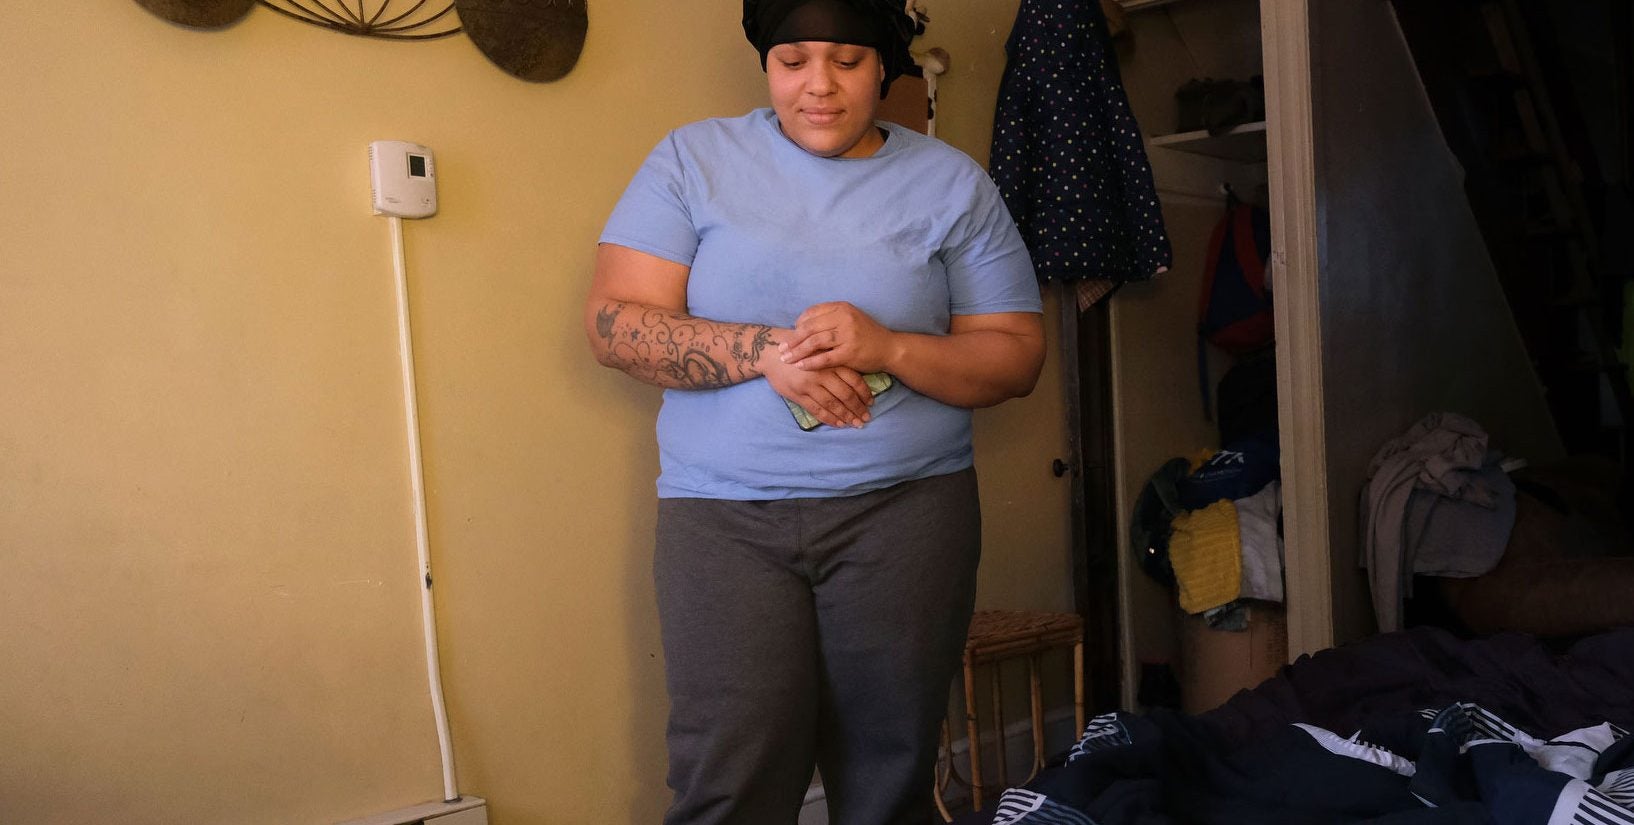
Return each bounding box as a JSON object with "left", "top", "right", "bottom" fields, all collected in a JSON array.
[{"left": 762, "top": 355, "right": 875, "bottom": 429}]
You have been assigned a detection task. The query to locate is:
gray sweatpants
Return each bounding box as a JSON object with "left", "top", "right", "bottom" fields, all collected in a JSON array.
[{"left": 654, "top": 468, "right": 982, "bottom": 825}]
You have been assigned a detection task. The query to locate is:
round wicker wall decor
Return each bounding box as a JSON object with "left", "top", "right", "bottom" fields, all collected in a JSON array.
[{"left": 132, "top": 0, "right": 588, "bottom": 83}]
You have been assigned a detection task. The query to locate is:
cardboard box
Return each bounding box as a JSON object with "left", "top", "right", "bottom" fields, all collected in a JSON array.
[{"left": 1177, "top": 602, "right": 1288, "bottom": 714}]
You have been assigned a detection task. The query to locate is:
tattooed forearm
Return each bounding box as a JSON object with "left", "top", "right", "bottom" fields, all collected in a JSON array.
[{"left": 592, "top": 302, "right": 779, "bottom": 390}]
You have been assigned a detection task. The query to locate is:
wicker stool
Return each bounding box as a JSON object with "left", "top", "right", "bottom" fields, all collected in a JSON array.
[{"left": 934, "top": 610, "right": 1085, "bottom": 820}]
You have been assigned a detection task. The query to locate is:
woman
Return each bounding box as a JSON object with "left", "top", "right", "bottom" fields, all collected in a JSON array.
[{"left": 584, "top": 1, "right": 1045, "bottom": 822}]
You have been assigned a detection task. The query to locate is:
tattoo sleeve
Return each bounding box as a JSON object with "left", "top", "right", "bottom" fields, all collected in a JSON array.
[{"left": 592, "top": 302, "right": 779, "bottom": 389}]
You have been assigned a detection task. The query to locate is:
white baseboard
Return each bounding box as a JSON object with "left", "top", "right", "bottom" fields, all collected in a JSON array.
[
  {"left": 335, "top": 797, "right": 486, "bottom": 825},
  {"left": 798, "top": 707, "right": 1081, "bottom": 823}
]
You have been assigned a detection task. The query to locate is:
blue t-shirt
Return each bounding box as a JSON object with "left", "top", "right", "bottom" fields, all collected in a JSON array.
[{"left": 600, "top": 109, "right": 1041, "bottom": 500}]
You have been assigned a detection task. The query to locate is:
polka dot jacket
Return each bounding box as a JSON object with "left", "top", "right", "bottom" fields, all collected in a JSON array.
[{"left": 989, "top": 0, "right": 1173, "bottom": 284}]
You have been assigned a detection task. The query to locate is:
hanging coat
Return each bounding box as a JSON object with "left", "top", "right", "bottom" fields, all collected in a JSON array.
[{"left": 990, "top": 0, "right": 1172, "bottom": 284}]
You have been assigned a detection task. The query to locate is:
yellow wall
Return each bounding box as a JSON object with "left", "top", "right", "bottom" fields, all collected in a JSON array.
[{"left": 0, "top": 2, "right": 1067, "bottom": 822}]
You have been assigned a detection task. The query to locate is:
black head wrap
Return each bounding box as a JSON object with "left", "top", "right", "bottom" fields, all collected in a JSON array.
[{"left": 743, "top": 0, "right": 925, "bottom": 97}]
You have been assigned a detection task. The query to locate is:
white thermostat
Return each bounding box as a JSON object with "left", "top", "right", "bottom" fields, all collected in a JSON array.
[{"left": 369, "top": 140, "right": 438, "bottom": 218}]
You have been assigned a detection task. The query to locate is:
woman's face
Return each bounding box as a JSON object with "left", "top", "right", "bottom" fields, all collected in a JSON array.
[{"left": 766, "top": 41, "right": 886, "bottom": 159}]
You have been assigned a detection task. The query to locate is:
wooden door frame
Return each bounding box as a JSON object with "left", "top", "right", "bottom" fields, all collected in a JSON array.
[
  {"left": 1261, "top": 0, "right": 1335, "bottom": 657},
  {"left": 1061, "top": 289, "right": 1126, "bottom": 715}
]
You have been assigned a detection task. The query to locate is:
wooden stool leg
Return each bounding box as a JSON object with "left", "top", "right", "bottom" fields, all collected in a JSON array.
[
  {"left": 933, "top": 719, "right": 954, "bottom": 822},
  {"left": 991, "top": 664, "right": 1007, "bottom": 789},
  {"left": 1073, "top": 640, "right": 1086, "bottom": 736},
  {"left": 1026, "top": 653, "right": 1045, "bottom": 782},
  {"left": 963, "top": 652, "right": 984, "bottom": 812}
]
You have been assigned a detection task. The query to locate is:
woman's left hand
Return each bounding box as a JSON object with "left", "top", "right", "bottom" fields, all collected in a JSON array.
[{"left": 780, "top": 301, "right": 900, "bottom": 373}]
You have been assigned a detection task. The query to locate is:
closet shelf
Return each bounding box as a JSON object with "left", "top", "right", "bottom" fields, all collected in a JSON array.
[
  {"left": 1117, "top": 0, "right": 1187, "bottom": 12},
  {"left": 1148, "top": 120, "right": 1267, "bottom": 161}
]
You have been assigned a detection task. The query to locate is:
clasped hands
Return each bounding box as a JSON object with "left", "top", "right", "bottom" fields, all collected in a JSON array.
[{"left": 764, "top": 301, "right": 899, "bottom": 430}]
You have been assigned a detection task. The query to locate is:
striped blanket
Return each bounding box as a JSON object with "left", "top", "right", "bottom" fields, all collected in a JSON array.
[{"left": 990, "top": 703, "right": 1633, "bottom": 825}]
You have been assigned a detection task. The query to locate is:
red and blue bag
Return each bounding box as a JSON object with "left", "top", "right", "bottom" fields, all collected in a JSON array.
[{"left": 1197, "top": 191, "right": 1273, "bottom": 418}]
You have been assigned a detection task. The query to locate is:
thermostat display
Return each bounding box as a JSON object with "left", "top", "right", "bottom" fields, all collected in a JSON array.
[{"left": 370, "top": 140, "right": 437, "bottom": 219}]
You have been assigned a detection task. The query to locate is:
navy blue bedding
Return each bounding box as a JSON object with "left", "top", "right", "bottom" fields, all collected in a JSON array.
[{"left": 954, "top": 626, "right": 1634, "bottom": 825}]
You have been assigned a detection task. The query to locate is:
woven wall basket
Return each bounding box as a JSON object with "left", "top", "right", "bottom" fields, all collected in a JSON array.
[
  {"left": 132, "top": 0, "right": 588, "bottom": 83},
  {"left": 135, "top": 0, "right": 256, "bottom": 29},
  {"left": 456, "top": 0, "right": 587, "bottom": 83}
]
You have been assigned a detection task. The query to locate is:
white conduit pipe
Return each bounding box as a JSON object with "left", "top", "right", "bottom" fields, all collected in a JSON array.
[
  {"left": 389, "top": 216, "right": 460, "bottom": 803},
  {"left": 915, "top": 47, "right": 949, "bottom": 139}
]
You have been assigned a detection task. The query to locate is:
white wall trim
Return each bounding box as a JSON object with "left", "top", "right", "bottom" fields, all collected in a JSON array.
[
  {"left": 335, "top": 797, "right": 486, "bottom": 825},
  {"left": 1261, "top": 0, "right": 1334, "bottom": 658}
]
